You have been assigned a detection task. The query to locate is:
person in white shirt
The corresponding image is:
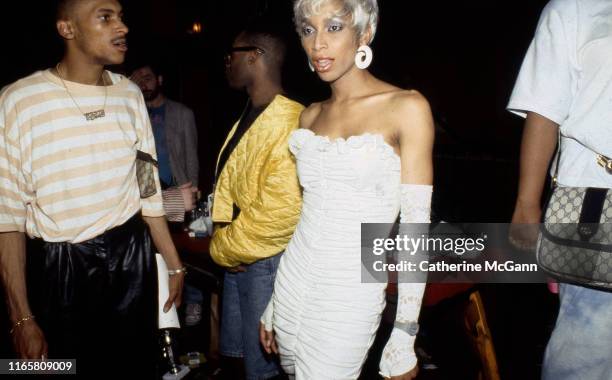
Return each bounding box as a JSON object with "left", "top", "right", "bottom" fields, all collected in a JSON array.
[{"left": 508, "top": 1, "right": 612, "bottom": 379}]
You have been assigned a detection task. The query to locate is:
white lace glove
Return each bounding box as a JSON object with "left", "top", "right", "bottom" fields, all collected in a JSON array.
[
  {"left": 380, "top": 322, "right": 419, "bottom": 377},
  {"left": 260, "top": 298, "right": 274, "bottom": 331},
  {"left": 379, "top": 184, "right": 432, "bottom": 378}
]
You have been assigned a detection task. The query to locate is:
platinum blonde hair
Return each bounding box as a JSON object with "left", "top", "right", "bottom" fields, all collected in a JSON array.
[{"left": 293, "top": 0, "right": 379, "bottom": 44}]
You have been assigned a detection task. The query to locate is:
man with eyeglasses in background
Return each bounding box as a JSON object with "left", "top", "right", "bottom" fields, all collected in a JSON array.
[{"left": 209, "top": 22, "right": 304, "bottom": 380}]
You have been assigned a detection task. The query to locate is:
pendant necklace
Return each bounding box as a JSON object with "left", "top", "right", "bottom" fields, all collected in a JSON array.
[{"left": 56, "top": 63, "right": 108, "bottom": 121}]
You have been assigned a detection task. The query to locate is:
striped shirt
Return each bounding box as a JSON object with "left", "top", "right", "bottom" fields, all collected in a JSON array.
[{"left": 0, "top": 69, "right": 164, "bottom": 243}]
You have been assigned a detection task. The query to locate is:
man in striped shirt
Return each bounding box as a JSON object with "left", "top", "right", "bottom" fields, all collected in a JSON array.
[{"left": 0, "top": 0, "right": 183, "bottom": 376}]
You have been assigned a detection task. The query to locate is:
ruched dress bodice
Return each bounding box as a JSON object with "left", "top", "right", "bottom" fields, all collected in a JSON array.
[{"left": 271, "top": 129, "right": 402, "bottom": 379}]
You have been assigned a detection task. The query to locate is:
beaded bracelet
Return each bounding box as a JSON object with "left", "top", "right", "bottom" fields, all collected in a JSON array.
[
  {"left": 394, "top": 320, "right": 419, "bottom": 336},
  {"left": 9, "top": 314, "right": 35, "bottom": 335},
  {"left": 168, "top": 267, "right": 187, "bottom": 276}
]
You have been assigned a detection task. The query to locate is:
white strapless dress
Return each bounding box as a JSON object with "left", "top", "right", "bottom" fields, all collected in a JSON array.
[{"left": 271, "top": 129, "right": 401, "bottom": 379}]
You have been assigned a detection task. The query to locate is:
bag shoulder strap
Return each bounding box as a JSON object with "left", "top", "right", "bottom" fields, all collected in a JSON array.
[
  {"left": 551, "top": 128, "right": 561, "bottom": 188},
  {"left": 136, "top": 150, "right": 158, "bottom": 167}
]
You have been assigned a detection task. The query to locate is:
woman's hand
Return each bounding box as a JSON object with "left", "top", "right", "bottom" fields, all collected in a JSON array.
[
  {"left": 259, "top": 322, "right": 278, "bottom": 354},
  {"left": 385, "top": 366, "right": 418, "bottom": 380}
]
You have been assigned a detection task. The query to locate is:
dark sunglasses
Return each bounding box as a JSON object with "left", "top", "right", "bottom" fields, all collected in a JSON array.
[{"left": 224, "top": 46, "right": 265, "bottom": 64}]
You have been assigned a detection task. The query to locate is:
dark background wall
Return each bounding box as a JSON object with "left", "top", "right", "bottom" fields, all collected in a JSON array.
[{"left": 1, "top": 0, "right": 548, "bottom": 223}]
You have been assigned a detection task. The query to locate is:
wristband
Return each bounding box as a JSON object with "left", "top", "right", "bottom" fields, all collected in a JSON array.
[
  {"left": 393, "top": 320, "right": 419, "bottom": 336},
  {"left": 9, "top": 314, "right": 35, "bottom": 334},
  {"left": 168, "top": 267, "right": 187, "bottom": 276}
]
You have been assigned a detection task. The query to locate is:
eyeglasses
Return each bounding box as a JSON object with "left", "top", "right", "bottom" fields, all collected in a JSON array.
[{"left": 224, "top": 46, "right": 265, "bottom": 65}]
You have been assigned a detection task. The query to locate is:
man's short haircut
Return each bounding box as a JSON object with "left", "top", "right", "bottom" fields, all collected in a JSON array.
[
  {"left": 56, "top": 0, "right": 81, "bottom": 21},
  {"left": 128, "top": 60, "right": 164, "bottom": 78},
  {"left": 240, "top": 20, "right": 288, "bottom": 72}
]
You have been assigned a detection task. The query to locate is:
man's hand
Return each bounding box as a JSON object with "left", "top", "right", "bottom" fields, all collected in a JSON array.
[
  {"left": 512, "top": 200, "right": 561, "bottom": 293},
  {"left": 227, "top": 265, "right": 247, "bottom": 273},
  {"left": 385, "top": 366, "right": 418, "bottom": 380},
  {"left": 0, "top": 232, "right": 41, "bottom": 359},
  {"left": 259, "top": 322, "right": 278, "bottom": 355},
  {"left": 179, "top": 182, "right": 198, "bottom": 212},
  {"left": 509, "top": 200, "right": 541, "bottom": 251},
  {"left": 141, "top": 216, "right": 185, "bottom": 312},
  {"left": 164, "top": 273, "right": 185, "bottom": 313},
  {"left": 12, "top": 321, "right": 47, "bottom": 359}
]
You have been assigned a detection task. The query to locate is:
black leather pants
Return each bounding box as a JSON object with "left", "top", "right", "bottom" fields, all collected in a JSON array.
[{"left": 28, "top": 214, "right": 158, "bottom": 379}]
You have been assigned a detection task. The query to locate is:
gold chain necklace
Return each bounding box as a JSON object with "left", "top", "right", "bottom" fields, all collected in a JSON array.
[{"left": 56, "top": 63, "right": 108, "bottom": 121}]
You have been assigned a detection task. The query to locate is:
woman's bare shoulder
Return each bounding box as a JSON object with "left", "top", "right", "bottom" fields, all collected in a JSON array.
[
  {"left": 379, "top": 89, "right": 434, "bottom": 141},
  {"left": 386, "top": 89, "right": 432, "bottom": 121},
  {"left": 365, "top": 82, "right": 429, "bottom": 112},
  {"left": 388, "top": 89, "right": 429, "bottom": 109}
]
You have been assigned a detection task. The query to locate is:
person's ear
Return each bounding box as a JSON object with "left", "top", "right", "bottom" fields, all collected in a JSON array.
[
  {"left": 57, "top": 20, "right": 76, "bottom": 40},
  {"left": 158, "top": 75, "right": 164, "bottom": 86},
  {"left": 359, "top": 26, "right": 373, "bottom": 46},
  {"left": 247, "top": 52, "right": 257, "bottom": 65}
]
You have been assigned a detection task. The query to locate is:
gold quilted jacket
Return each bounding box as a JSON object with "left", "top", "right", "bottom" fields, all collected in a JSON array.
[{"left": 210, "top": 95, "right": 304, "bottom": 267}]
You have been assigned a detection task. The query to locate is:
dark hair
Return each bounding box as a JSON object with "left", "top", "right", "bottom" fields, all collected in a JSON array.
[
  {"left": 56, "top": 0, "right": 79, "bottom": 21},
  {"left": 127, "top": 59, "right": 164, "bottom": 78},
  {"left": 240, "top": 18, "right": 288, "bottom": 71}
]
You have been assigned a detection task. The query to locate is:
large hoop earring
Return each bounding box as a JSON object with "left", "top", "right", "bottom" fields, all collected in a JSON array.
[
  {"left": 308, "top": 60, "right": 315, "bottom": 72},
  {"left": 355, "top": 45, "right": 373, "bottom": 70}
]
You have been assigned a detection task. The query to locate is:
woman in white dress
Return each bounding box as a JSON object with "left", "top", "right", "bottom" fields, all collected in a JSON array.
[{"left": 260, "top": 0, "right": 434, "bottom": 379}]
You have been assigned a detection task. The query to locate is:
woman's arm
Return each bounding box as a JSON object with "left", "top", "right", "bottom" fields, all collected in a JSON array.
[
  {"left": 395, "top": 91, "right": 434, "bottom": 186},
  {"left": 380, "top": 91, "right": 434, "bottom": 380}
]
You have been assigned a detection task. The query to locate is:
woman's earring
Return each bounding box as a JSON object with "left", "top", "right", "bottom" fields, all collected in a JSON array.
[
  {"left": 308, "top": 60, "right": 315, "bottom": 72},
  {"left": 355, "top": 45, "right": 373, "bottom": 70}
]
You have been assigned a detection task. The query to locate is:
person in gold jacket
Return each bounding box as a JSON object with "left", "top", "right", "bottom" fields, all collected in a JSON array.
[{"left": 210, "top": 24, "right": 303, "bottom": 379}]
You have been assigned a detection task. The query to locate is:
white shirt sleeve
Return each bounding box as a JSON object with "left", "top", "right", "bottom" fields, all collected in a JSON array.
[
  {"left": 0, "top": 90, "right": 27, "bottom": 232},
  {"left": 507, "top": 0, "right": 577, "bottom": 124}
]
